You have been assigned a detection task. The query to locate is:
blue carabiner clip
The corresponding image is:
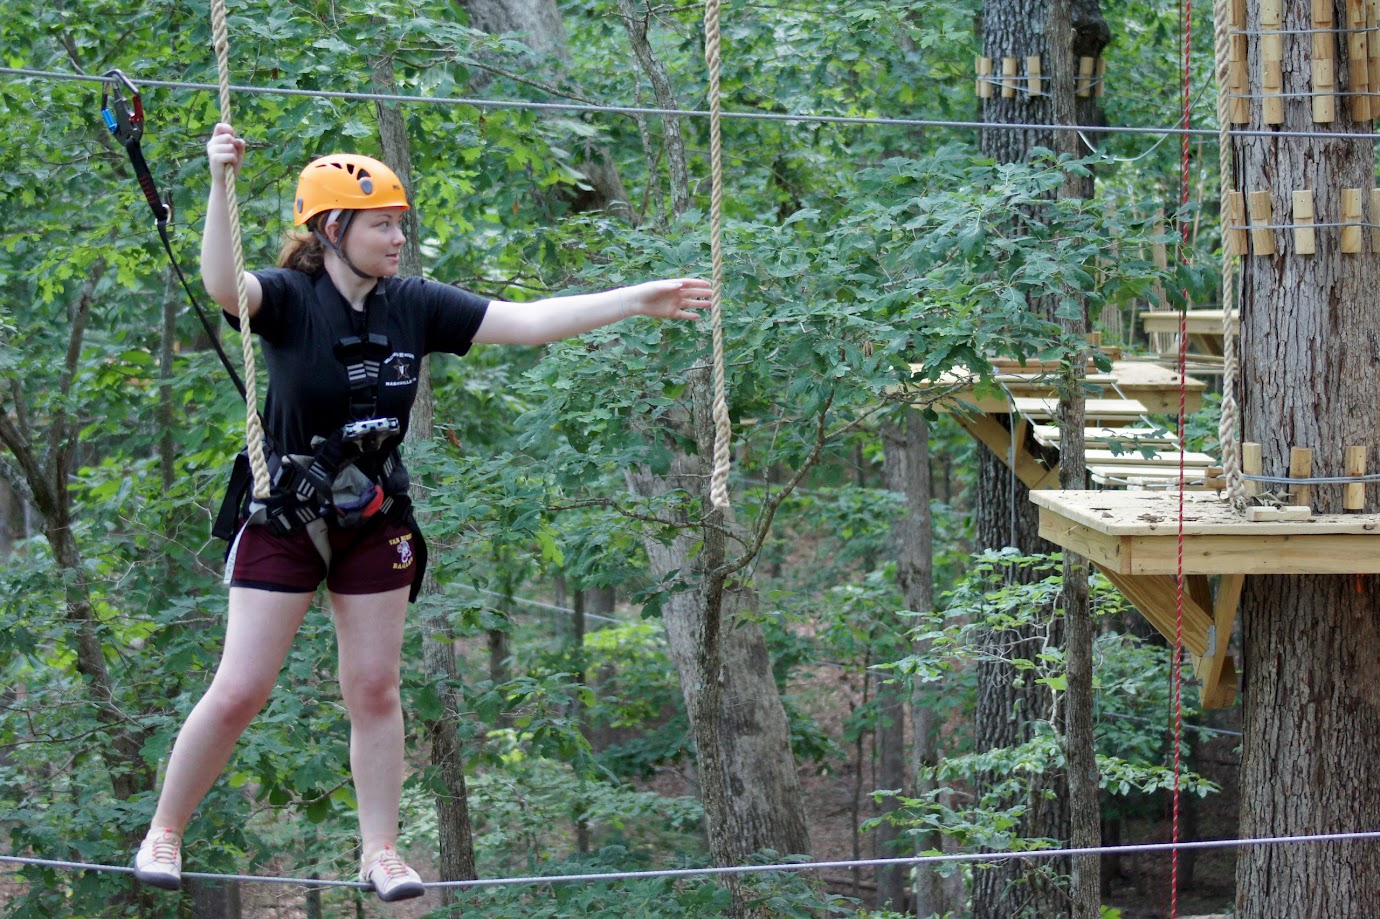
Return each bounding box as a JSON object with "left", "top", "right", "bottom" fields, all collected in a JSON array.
[{"left": 101, "top": 69, "right": 144, "bottom": 147}]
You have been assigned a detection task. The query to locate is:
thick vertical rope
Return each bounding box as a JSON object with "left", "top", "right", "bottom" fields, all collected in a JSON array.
[
  {"left": 210, "top": 0, "right": 271, "bottom": 500},
  {"left": 703, "top": 0, "right": 732, "bottom": 512},
  {"left": 1212, "top": 0, "right": 1248, "bottom": 512}
]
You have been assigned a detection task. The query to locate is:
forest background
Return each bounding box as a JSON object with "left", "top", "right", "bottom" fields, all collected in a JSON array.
[{"left": 0, "top": 0, "right": 1235, "bottom": 917}]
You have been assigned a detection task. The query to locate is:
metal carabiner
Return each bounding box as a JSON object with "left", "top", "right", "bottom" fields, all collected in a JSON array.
[{"left": 100, "top": 69, "right": 144, "bottom": 147}]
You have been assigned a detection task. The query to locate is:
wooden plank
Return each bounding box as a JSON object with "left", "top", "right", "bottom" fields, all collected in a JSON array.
[
  {"left": 1030, "top": 425, "right": 1179, "bottom": 448},
  {"left": 1084, "top": 448, "right": 1216, "bottom": 467},
  {"left": 1012, "top": 397, "right": 1149, "bottom": 422},
  {"left": 1029, "top": 489, "right": 1380, "bottom": 535}
]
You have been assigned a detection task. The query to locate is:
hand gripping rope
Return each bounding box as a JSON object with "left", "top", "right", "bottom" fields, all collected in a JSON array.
[{"left": 101, "top": 69, "right": 249, "bottom": 403}]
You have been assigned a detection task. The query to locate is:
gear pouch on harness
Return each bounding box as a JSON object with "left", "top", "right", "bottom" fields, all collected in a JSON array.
[{"left": 324, "top": 459, "right": 384, "bottom": 528}]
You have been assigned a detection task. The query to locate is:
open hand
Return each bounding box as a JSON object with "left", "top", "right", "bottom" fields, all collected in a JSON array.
[{"left": 626, "top": 278, "right": 714, "bottom": 321}]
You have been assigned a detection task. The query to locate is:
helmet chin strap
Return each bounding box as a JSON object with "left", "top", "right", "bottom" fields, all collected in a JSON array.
[{"left": 314, "top": 209, "right": 378, "bottom": 281}]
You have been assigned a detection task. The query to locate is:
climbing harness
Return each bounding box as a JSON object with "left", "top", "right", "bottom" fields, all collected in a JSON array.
[
  {"left": 100, "top": 68, "right": 248, "bottom": 401},
  {"left": 211, "top": 276, "right": 424, "bottom": 597}
]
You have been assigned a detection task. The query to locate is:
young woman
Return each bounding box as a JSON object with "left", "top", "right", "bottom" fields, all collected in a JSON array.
[{"left": 132, "top": 123, "right": 710, "bottom": 902}]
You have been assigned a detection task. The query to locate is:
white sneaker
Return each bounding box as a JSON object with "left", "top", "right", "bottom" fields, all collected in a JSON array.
[
  {"left": 361, "top": 845, "right": 425, "bottom": 902},
  {"left": 132, "top": 828, "right": 182, "bottom": 890}
]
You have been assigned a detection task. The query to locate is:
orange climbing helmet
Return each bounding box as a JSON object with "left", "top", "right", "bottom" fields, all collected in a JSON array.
[{"left": 293, "top": 153, "right": 409, "bottom": 226}]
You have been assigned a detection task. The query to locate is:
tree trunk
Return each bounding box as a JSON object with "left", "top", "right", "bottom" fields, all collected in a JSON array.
[
  {"left": 625, "top": 370, "right": 811, "bottom": 897},
  {"left": 374, "top": 54, "right": 479, "bottom": 894},
  {"left": 1234, "top": 2, "right": 1380, "bottom": 914},
  {"left": 974, "top": 1, "right": 1107, "bottom": 915},
  {"left": 881, "top": 410, "right": 944, "bottom": 917},
  {"left": 1048, "top": 1, "right": 1100, "bottom": 915}
]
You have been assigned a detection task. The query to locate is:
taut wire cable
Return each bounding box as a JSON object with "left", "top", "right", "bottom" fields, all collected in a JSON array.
[
  {"left": 209, "top": 0, "right": 271, "bottom": 501},
  {"left": 703, "top": 0, "right": 732, "bottom": 511},
  {"left": 26, "top": 65, "right": 1380, "bottom": 141},
  {"left": 9, "top": 830, "right": 1380, "bottom": 891}
]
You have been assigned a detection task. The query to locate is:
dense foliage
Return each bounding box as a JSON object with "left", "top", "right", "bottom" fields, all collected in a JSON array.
[{"left": 0, "top": 0, "right": 1223, "bottom": 916}]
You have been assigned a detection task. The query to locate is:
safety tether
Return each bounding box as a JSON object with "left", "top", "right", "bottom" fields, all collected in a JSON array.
[
  {"left": 100, "top": 69, "right": 249, "bottom": 404},
  {"left": 703, "top": 0, "right": 732, "bottom": 512},
  {"left": 210, "top": 0, "right": 272, "bottom": 501}
]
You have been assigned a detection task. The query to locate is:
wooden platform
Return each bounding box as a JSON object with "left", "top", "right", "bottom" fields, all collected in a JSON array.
[
  {"left": 921, "top": 360, "right": 1204, "bottom": 417},
  {"left": 1140, "top": 309, "right": 1238, "bottom": 357},
  {"left": 1032, "top": 489, "right": 1380, "bottom": 707},
  {"left": 910, "top": 360, "right": 1212, "bottom": 492}
]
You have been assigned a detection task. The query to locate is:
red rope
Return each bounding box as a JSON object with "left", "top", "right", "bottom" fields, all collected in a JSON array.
[{"left": 1172, "top": 0, "right": 1193, "bottom": 916}]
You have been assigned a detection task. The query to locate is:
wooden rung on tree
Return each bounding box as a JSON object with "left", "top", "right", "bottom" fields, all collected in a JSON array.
[
  {"left": 1312, "top": 1, "right": 1337, "bottom": 124},
  {"left": 1002, "top": 57, "right": 1019, "bottom": 97},
  {"left": 1290, "top": 446, "right": 1314, "bottom": 507},
  {"left": 1370, "top": 0, "right": 1380, "bottom": 122},
  {"left": 1027, "top": 54, "right": 1042, "bottom": 96},
  {"left": 1370, "top": 189, "right": 1380, "bottom": 251},
  {"left": 1345, "top": 445, "right": 1369, "bottom": 510},
  {"left": 1342, "top": 188, "right": 1365, "bottom": 253},
  {"left": 1077, "top": 56, "right": 1096, "bottom": 97},
  {"left": 1247, "top": 190, "right": 1276, "bottom": 255},
  {"left": 1293, "top": 190, "right": 1317, "bottom": 254},
  {"left": 1227, "top": 191, "right": 1249, "bottom": 255},
  {"left": 976, "top": 56, "right": 994, "bottom": 99}
]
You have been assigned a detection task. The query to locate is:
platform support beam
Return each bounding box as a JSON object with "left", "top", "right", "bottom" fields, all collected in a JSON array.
[
  {"left": 1093, "top": 566, "right": 1242, "bottom": 708},
  {"left": 954, "top": 410, "right": 1061, "bottom": 490}
]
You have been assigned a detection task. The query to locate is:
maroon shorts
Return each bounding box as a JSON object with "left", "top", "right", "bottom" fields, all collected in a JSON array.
[{"left": 226, "top": 518, "right": 419, "bottom": 595}]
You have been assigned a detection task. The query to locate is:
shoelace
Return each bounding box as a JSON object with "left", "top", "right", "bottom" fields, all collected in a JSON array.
[
  {"left": 372, "top": 850, "right": 412, "bottom": 881},
  {"left": 146, "top": 835, "right": 180, "bottom": 864}
]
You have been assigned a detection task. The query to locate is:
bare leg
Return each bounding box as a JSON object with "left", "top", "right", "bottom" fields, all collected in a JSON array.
[
  {"left": 148, "top": 588, "right": 314, "bottom": 835},
  {"left": 330, "top": 586, "right": 410, "bottom": 861}
]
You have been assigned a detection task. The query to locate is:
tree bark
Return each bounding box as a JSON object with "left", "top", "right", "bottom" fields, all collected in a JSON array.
[
  {"left": 1234, "top": 2, "right": 1380, "bottom": 914},
  {"left": 625, "top": 372, "right": 810, "bottom": 919},
  {"left": 973, "top": 1, "right": 1107, "bottom": 915},
  {"left": 374, "top": 53, "right": 479, "bottom": 894},
  {"left": 1047, "top": 2, "right": 1100, "bottom": 915},
  {"left": 881, "top": 410, "right": 944, "bottom": 917}
]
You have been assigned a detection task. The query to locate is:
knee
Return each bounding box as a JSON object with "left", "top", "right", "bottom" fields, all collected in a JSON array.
[
  {"left": 200, "top": 676, "right": 275, "bottom": 733},
  {"left": 342, "top": 669, "right": 402, "bottom": 722}
]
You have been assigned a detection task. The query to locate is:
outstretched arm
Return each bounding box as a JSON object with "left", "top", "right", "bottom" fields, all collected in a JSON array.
[
  {"left": 471, "top": 278, "right": 712, "bottom": 346},
  {"left": 200, "top": 123, "right": 264, "bottom": 318}
]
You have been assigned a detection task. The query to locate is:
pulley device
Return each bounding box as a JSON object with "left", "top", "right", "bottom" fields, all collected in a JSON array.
[{"left": 101, "top": 68, "right": 248, "bottom": 401}]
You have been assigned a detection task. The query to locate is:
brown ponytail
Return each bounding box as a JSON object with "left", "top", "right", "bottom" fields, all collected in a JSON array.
[{"left": 277, "top": 214, "right": 328, "bottom": 273}]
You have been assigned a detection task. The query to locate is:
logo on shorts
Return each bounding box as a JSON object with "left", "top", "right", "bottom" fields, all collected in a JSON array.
[{"left": 391, "top": 533, "right": 414, "bottom": 570}]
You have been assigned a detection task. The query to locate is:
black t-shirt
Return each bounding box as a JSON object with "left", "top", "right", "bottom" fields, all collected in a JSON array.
[{"left": 225, "top": 269, "right": 489, "bottom": 458}]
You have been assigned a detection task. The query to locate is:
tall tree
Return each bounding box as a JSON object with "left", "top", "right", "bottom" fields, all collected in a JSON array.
[
  {"left": 1233, "top": 1, "right": 1380, "bottom": 914},
  {"left": 372, "top": 51, "right": 480, "bottom": 898},
  {"left": 974, "top": 0, "right": 1108, "bottom": 915},
  {"left": 880, "top": 409, "right": 943, "bottom": 916}
]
